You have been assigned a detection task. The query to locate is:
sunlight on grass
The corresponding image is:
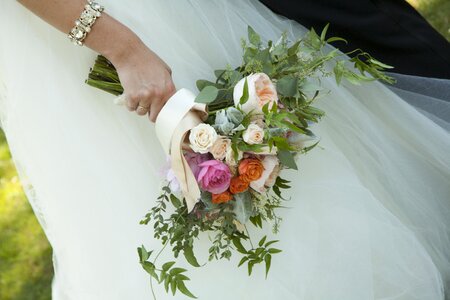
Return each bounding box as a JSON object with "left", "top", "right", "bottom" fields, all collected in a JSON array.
[
  {"left": 0, "top": 130, "right": 53, "bottom": 300},
  {"left": 407, "top": 0, "right": 450, "bottom": 41}
]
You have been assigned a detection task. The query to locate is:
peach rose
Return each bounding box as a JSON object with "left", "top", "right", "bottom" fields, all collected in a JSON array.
[
  {"left": 212, "top": 191, "right": 233, "bottom": 204},
  {"left": 250, "top": 156, "right": 280, "bottom": 193},
  {"left": 233, "top": 73, "right": 278, "bottom": 114},
  {"left": 209, "top": 137, "right": 231, "bottom": 160},
  {"left": 238, "top": 158, "right": 264, "bottom": 182},
  {"left": 229, "top": 176, "right": 250, "bottom": 194}
]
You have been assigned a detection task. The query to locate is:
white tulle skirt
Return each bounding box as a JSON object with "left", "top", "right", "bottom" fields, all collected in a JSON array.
[{"left": 1, "top": 1, "right": 449, "bottom": 299}]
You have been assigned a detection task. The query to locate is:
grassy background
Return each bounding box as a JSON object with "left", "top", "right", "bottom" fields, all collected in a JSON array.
[{"left": 0, "top": 1, "right": 448, "bottom": 299}]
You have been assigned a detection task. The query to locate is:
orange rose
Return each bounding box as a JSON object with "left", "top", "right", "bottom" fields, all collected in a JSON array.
[
  {"left": 229, "top": 176, "right": 250, "bottom": 194},
  {"left": 238, "top": 158, "right": 264, "bottom": 182},
  {"left": 212, "top": 191, "right": 233, "bottom": 204}
]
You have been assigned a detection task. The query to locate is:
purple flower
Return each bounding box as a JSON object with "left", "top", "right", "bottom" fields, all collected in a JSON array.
[
  {"left": 185, "top": 152, "right": 212, "bottom": 179},
  {"left": 160, "top": 156, "right": 181, "bottom": 193},
  {"left": 197, "top": 160, "right": 232, "bottom": 194}
]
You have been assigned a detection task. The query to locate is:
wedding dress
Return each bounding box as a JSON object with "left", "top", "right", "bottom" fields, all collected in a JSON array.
[{"left": 1, "top": 1, "right": 449, "bottom": 299}]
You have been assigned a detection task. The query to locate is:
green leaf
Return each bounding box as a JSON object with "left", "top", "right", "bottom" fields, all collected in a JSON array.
[
  {"left": 164, "top": 276, "right": 171, "bottom": 292},
  {"left": 177, "top": 280, "right": 197, "bottom": 299},
  {"left": 326, "top": 36, "right": 347, "bottom": 44},
  {"left": 238, "top": 256, "right": 249, "bottom": 267},
  {"left": 265, "top": 240, "right": 279, "bottom": 247},
  {"left": 141, "top": 261, "right": 158, "bottom": 281},
  {"left": 184, "top": 245, "right": 201, "bottom": 267},
  {"left": 162, "top": 261, "right": 176, "bottom": 271},
  {"left": 171, "top": 279, "right": 177, "bottom": 296},
  {"left": 265, "top": 254, "right": 272, "bottom": 279},
  {"left": 170, "top": 268, "right": 187, "bottom": 275},
  {"left": 170, "top": 194, "right": 182, "bottom": 208},
  {"left": 137, "top": 245, "right": 150, "bottom": 262},
  {"left": 268, "top": 248, "right": 283, "bottom": 254},
  {"left": 259, "top": 236, "right": 267, "bottom": 247},
  {"left": 195, "top": 86, "right": 219, "bottom": 104},
  {"left": 277, "top": 150, "right": 298, "bottom": 170},
  {"left": 232, "top": 238, "right": 248, "bottom": 254},
  {"left": 248, "top": 260, "right": 256, "bottom": 276},
  {"left": 287, "top": 40, "right": 301, "bottom": 56},
  {"left": 248, "top": 26, "right": 261, "bottom": 47},
  {"left": 233, "top": 192, "right": 254, "bottom": 224},
  {"left": 368, "top": 58, "right": 394, "bottom": 69},
  {"left": 276, "top": 76, "right": 299, "bottom": 97},
  {"left": 320, "top": 23, "right": 330, "bottom": 42},
  {"left": 196, "top": 79, "right": 217, "bottom": 91},
  {"left": 239, "top": 78, "right": 250, "bottom": 105}
]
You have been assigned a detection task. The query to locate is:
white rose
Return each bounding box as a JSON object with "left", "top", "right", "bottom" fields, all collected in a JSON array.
[
  {"left": 243, "top": 123, "right": 264, "bottom": 145},
  {"left": 233, "top": 73, "right": 278, "bottom": 114},
  {"left": 209, "top": 137, "right": 231, "bottom": 160},
  {"left": 189, "top": 124, "right": 218, "bottom": 154},
  {"left": 250, "top": 156, "right": 280, "bottom": 193}
]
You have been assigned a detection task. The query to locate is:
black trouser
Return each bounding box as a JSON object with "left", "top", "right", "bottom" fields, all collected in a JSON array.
[{"left": 259, "top": 0, "right": 450, "bottom": 79}]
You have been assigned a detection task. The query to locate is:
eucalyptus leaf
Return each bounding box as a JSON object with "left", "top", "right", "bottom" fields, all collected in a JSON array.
[
  {"left": 233, "top": 192, "right": 253, "bottom": 224},
  {"left": 226, "top": 107, "right": 244, "bottom": 125},
  {"left": 195, "top": 86, "right": 219, "bottom": 104},
  {"left": 196, "top": 79, "right": 217, "bottom": 92},
  {"left": 277, "top": 150, "right": 298, "bottom": 170},
  {"left": 277, "top": 76, "right": 299, "bottom": 97}
]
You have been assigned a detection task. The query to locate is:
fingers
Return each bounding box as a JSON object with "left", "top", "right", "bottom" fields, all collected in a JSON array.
[{"left": 148, "top": 80, "right": 176, "bottom": 123}]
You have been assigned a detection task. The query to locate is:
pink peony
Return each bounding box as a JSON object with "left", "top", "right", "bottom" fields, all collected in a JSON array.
[
  {"left": 197, "top": 160, "right": 232, "bottom": 194},
  {"left": 185, "top": 152, "right": 212, "bottom": 179}
]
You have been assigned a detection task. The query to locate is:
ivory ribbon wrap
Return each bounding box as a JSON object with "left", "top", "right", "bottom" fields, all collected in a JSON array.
[{"left": 114, "top": 89, "right": 207, "bottom": 212}]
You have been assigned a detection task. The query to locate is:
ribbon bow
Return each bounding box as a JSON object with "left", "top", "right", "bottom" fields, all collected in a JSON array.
[{"left": 115, "top": 89, "right": 207, "bottom": 212}]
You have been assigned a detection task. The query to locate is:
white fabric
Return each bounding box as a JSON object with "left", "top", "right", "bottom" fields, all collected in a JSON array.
[{"left": 0, "top": 1, "right": 449, "bottom": 299}]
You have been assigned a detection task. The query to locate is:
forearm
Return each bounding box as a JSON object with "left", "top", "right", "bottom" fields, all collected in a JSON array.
[{"left": 17, "top": 0, "right": 142, "bottom": 64}]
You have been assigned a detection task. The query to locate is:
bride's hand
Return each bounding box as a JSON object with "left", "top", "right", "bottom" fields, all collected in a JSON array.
[{"left": 110, "top": 39, "right": 176, "bottom": 122}]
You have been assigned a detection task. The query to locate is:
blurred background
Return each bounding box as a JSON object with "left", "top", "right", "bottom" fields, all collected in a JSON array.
[{"left": 0, "top": 1, "right": 448, "bottom": 299}]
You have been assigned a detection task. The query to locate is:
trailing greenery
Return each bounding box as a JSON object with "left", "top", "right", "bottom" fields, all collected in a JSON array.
[{"left": 86, "top": 25, "right": 395, "bottom": 299}]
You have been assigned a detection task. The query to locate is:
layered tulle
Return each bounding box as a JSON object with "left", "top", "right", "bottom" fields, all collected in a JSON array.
[{"left": 0, "top": 1, "right": 449, "bottom": 299}]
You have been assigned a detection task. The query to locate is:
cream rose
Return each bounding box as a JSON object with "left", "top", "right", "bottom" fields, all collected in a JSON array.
[
  {"left": 225, "top": 147, "right": 243, "bottom": 169},
  {"left": 243, "top": 123, "right": 264, "bottom": 145},
  {"left": 189, "top": 124, "right": 218, "bottom": 154},
  {"left": 210, "top": 137, "right": 231, "bottom": 160},
  {"left": 250, "top": 156, "right": 280, "bottom": 193},
  {"left": 233, "top": 73, "right": 278, "bottom": 114}
]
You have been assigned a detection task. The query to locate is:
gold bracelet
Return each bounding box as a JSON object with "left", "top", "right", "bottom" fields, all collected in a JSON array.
[{"left": 68, "top": 1, "right": 104, "bottom": 46}]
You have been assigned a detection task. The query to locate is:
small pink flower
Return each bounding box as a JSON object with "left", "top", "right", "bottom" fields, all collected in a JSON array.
[
  {"left": 197, "top": 160, "right": 232, "bottom": 194},
  {"left": 185, "top": 152, "right": 212, "bottom": 179},
  {"left": 160, "top": 156, "right": 181, "bottom": 193}
]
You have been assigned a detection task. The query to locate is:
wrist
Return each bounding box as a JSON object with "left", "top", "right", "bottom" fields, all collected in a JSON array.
[
  {"left": 82, "top": 12, "right": 144, "bottom": 67},
  {"left": 102, "top": 29, "right": 144, "bottom": 68}
]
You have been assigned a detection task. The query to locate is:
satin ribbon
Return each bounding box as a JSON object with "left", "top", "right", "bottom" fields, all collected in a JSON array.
[{"left": 115, "top": 89, "right": 207, "bottom": 212}]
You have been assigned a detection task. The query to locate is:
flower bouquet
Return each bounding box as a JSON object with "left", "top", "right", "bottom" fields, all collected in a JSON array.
[{"left": 86, "top": 25, "right": 393, "bottom": 299}]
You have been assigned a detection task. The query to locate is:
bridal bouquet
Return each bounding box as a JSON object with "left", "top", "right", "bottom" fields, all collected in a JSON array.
[{"left": 86, "top": 25, "right": 393, "bottom": 299}]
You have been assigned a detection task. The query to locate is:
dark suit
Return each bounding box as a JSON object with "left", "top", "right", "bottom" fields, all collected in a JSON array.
[{"left": 259, "top": 0, "right": 450, "bottom": 79}]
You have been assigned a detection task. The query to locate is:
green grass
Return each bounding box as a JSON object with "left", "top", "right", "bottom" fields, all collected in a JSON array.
[
  {"left": 0, "top": 1, "right": 447, "bottom": 298},
  {"left": 408, "top": 0, "right": 450, "bottom": 41},
  {"left": 0, "top": 130, "right": 53, "bottom": 300}
]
